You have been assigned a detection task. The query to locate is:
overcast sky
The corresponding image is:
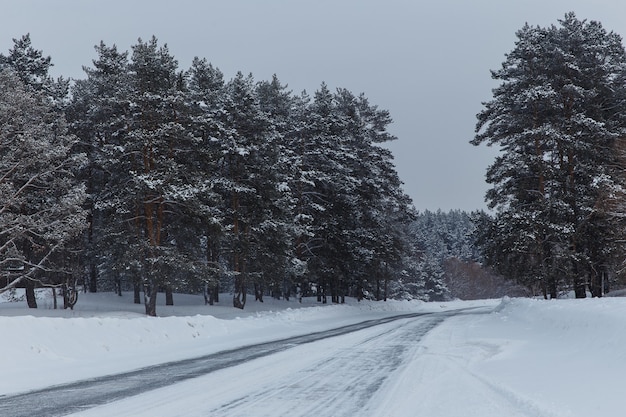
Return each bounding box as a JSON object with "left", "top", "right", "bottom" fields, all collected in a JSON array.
[{"left": 3, "top": 1, "right": 626, "bottom": 212}]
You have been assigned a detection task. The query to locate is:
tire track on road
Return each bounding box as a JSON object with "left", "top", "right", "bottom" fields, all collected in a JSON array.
[{"left": 208, "top": 315, "right": 446, "bottom": 417}]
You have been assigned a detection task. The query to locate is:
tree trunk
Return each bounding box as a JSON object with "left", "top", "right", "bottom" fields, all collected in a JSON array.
[
  {"left": 233, "top": 268, "right": 247, "bottom": 310},
  {"left": 212, "top": 283, "right": 219, "bottom": 303},
  {"left": 589, "top": 270, "right": 603, "bottom": 298},
  {"left": 205, "top": 231, "right": 220, "bottom": 305},
  {"left": 317, "top": 279, "right": 327, "bottom": 304},
  {"left": 204, "top": 283, "right": 219, "bottom": 305},
  {"left": 283, "top": 277, "right": 291, "bottom": 301},
  {"left": 144, "top": 280, "right": 158, "bottom": 316},
  {"left": 87, "top": 159, "right": 98, "bottom": 294},
  {"left": 89, "top": 263, "right": 97, "bottom": 293},
  {"left": 548, "top": 276, "right": 558, "bottom": 299},
  {"left": 356, "top": 279, "right": 363, "bottom": 302},
  {"left": 165, "top": 285, "right": 174, "bottom": 306},
  {"left": 574, "top": 278, "right": 586, "bottom": 298},
  {"left": 254, "top": 282, "right": 264, "bottom": 302},
  {"left": 542, "top": 277, "right": 556, "bottom": 299},
  {"left": 384, "top": 271, "right": 388, "bottom": 302},
  {"left": 25, "top": 280, "right": 37, "bottom": 308},
  {"left": 133, "top": 282, "right": 141, "bottom": 304},
  {"left": 115, "top": 276, "right": 122, "bottom": 296},
  {"left": 62, "top": 286, "right": 68, "bottom": 309},
  {"left": 233, "top": 287, "right": 246, "bottom": 309}
]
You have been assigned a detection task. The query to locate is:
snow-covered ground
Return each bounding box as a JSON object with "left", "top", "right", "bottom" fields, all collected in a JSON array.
[{"left": 2, "top": 290, "right": 626, "bottom": 416}]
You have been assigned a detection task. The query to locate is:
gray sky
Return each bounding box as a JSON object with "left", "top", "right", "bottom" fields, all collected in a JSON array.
[{"left": 3, "top": 1, "right": 626, "bottom": 212}]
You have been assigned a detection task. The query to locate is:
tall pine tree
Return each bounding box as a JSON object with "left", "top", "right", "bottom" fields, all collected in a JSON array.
[{"left": 472, "top": 13, "right": 626, "bottom": 298}]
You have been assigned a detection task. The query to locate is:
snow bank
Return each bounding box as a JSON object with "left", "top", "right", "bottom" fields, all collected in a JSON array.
[
  {"left": 477, "top": 297, "right": 626, "bottom": 416},
  {"left": 370, "top": 296, "right": 626, "bottom": 417}
]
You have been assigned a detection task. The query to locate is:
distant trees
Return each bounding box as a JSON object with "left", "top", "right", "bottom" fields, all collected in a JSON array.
[
  {"left": 404, "top": 209, "right": 526, "bottom": 301},
  {"left": 472, "top": 13, "right": 626, "bottom": 298}
]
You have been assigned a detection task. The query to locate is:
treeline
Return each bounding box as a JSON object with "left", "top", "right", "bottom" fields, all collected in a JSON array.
[
  {"left": 0, "top": 35, "right": 450, "bottom": 315},
  {"left": 410, "top": 210, "right": 528, "bottom": 300},
  {"left": 472, "top": 13, "right": 626, "bottom": 298}
]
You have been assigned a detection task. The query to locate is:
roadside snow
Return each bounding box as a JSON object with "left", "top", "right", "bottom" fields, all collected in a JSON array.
[
  {"left": 369, "top": 296, "right": 626, "bottom": 417},
  {"left": 2, "top": 291, "right": 626, "bottom": 416}
]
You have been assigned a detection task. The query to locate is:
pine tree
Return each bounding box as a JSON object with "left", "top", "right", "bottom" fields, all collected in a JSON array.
[
  {"left": 254, "top": 75, "right": 299, "bottom": 301},
  {"left": 220, "top": 71, "right": 277, "bottom": 309},
  {"left": 67, "top": 41, "right": 131, "bottom": 295},
  {"left": 0, "top": 70, "right": 87, "bottom": 307},
  {"left": 126, "top": 37, "right": 198, "bottom": 315},
  {"left": 0, "top": 34, "right": 52, "bottom": 92},
  {"left": 472, "top": 13, "right": 626, "bottom": 297},
  {"left": 331, "top": 88, "right": 410, "bottom": 301},
  {"left": 302, "top": 83, "right": 352, "bottom": 302},
  {"left": 185, "top": 57, "right": 229, "bottom": 305},
  {"left": 0, "top": 34, "right": 70, "bottom": 109},
  {"left": 294, "top": 84, "right": 415, "bottom": 303}
]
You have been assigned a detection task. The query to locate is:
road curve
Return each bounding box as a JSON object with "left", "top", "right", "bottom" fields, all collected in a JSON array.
[{"left": 0, "top": 307, "right": 490, "bottom": 417}]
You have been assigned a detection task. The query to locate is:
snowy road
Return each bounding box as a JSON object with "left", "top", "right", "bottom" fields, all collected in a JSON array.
[
  {"left": 66, "top": 308, "right": 489, "bottom": 417},
  {"left": 1, "top": 308, "right": 487, "bottom": 417},
  {"left": 193, "top": 314, "right": 448, "bottom": 417},
  {"left": 4, "top": 296, "right": 626, "bottom": 416}
]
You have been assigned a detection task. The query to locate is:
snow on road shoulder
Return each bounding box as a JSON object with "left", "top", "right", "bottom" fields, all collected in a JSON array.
[
  {"left": 0, "top": 292, "right": 493, "bottom": 396},
  {"left": 369, "top": 296, "right": 626, "bottom": 417},
  {"left": 475, "top": 297, "right": 626, "bottom": 417}
]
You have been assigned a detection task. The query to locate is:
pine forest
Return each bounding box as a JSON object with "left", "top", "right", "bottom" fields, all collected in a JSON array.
[
  {"left": 5, "top": 12, "right": 626, "bottom": 315},
  {"left": 0, "top": 35, "right": 453, "bottom": 315}
]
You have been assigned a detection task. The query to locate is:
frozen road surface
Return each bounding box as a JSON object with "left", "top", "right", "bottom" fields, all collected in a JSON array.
[
  {"left": 65, "top": 309, "right": 493, "bottom": 417},
  {"left": 2, "top": 308, "right": 497, "bottom": 417}
]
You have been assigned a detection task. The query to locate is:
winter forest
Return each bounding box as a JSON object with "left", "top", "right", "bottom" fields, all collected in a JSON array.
[
  {"left": 4, "top": 12, "right": 626, "bottom": 316},
  {"left": 1, "top": 34, "right": 493, "bottom": 316}
]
